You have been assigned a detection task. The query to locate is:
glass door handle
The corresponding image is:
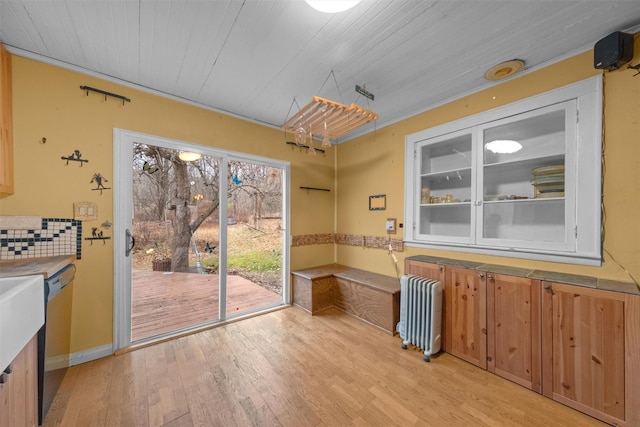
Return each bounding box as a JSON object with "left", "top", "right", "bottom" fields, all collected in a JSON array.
[{"left": 125, "top": 229, "right": 135, "bottom": 257}]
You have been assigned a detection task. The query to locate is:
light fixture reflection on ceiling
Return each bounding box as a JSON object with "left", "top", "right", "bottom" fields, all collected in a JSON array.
[
  {"left": 178, "top": 151, "right": 202, "bottom": 162},
  {"left": 485, "top": 140, "right": 523, "bottom": 154},
  {"left": 304, "top": 0, "right": 361, "bottom": 13}
]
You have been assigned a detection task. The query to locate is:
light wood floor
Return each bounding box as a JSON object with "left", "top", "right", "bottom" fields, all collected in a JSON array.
[
  {"left": 132, "top": 270, "right": 283, "bottom": 341},
  {"left": 44, "top": 306, "right": 605, "bottom": 427}
]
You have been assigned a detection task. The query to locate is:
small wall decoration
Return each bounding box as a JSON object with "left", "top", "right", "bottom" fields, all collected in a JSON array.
[
  {"left": 61, "top": 149, "right": 89, "bottom": 166},
  {"left": 74, "top": 202, "right": 98, "bottom": 221},
  {"left": 85, "top": 226, "right": 111, "bottom": 245},
  {"left": 90, "top": 173, "right": 111, "bottom": 195},
  {"left": 369, "top": 194, "right": 386, "bottom": 211}
]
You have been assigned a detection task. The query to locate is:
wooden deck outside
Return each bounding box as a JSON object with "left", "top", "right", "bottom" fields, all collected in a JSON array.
[{"left": 132, "top": 270, "right": 283, "bottom": 342}]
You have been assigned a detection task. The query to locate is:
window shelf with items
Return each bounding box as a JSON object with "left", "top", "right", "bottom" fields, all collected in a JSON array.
[
  {"left": 476, "top": 101, "right": 575, "bottom": 251},
  {"left": 416, "top": 129, "right": 474, "bottom": 244},
  {"left": 404, "top": 76, "right": 602, "bottom": 265},
  {"left": 420, "top": 168, "right": 473, "bottom": 204}
]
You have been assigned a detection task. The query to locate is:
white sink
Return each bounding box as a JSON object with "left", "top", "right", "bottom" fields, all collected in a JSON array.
[{"left": 0, "top": 275, "right": 44, "bottom": 370}]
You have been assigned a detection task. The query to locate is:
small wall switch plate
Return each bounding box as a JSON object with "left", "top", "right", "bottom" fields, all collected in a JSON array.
[{"left": 386, "top": 218, "right": 396, "bottom": 234}]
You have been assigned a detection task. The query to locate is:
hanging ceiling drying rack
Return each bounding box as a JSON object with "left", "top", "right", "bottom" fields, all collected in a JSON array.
[{"left": 281, "top": 96, "right": 378, "bottom": 140}]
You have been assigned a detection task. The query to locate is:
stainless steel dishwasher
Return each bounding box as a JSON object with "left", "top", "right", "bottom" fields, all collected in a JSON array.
[{"left": 37, "top": 263, "right": 75, "bottom": 425}]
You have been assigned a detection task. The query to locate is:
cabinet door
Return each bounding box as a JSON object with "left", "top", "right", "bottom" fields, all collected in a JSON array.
[
  {"left": 541, "top": 282, "right": 640, "bottom": 426},
  {"left": 487, "top": 274, "right": 541, "bottom": 392},
  {"left": 404, "top": 259, "right": 443, "bottom": 282},
  {"left": 410, "top": 129, "right": 475, "bottom": 244},
  {"left": 0, "top": 335, "right": 38, "bottom": 427},
  {"left": 477, "top": 101, "right": 575, "bottom": 252},
  {"left": 445, "top": 267, "right": 486, "bottom": 368},
  {"left": 405, "top": 259, "right": 446, "bottom": 348},
  {"left": 0, "top": 43, "right": 13, "bottom": 195}
]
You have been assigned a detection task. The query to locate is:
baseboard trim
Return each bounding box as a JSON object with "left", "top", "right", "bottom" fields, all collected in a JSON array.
[{"left": 70, "top": 343, "right": 113, "bottom": 366}]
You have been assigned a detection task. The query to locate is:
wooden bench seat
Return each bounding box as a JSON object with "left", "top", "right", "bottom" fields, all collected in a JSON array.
[{"left": 291, "top": 265, "right": 400, "bottom": 335}]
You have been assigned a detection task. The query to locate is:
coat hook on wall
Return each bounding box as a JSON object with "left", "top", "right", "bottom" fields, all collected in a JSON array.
[
  {"left": 300, "top": 186, "right": 330, "bottom": 192},
  {"left": 285, "top": 141, "right": 325, "bottom": 155},
  {"left": 40, "top": 137, "right": 47, "bottom": 144},
  {"left": 80, "top": 85, "right": 131, "bottom": 105},
  {"left": 61, "top": 149, "right": 89, "bottom": 166},
  {"left": 85, "top": 227, "right": 111, "bottom": 245}
]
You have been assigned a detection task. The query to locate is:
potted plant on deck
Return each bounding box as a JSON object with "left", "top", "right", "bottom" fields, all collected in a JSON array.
[{"left": 147, "top": 243, "right": 172, "bottom": 272}]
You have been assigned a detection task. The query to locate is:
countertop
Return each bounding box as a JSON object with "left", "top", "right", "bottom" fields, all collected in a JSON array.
[
  {"left": 406, "top": 255, "right": 640, "bottom": 296},
  {"left": 0, "top": 255, "right": 76, "bottom": 279}
]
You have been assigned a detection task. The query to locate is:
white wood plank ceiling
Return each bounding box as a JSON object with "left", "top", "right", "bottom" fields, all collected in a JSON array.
[{"left": 1, "top": 0, "right": 639, "bottom": 142}]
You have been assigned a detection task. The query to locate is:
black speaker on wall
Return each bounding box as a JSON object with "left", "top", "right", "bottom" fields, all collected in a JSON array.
[{"left": 594, "top": 31, "right": 634, "bottom": 70}]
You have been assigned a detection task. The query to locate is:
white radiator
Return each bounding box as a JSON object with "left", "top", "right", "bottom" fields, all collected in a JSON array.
[{"left": 396, "top": 274, "right": 443, "bottom": 362}]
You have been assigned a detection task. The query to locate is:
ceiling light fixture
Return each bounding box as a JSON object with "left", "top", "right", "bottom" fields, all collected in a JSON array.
[
  {"left": 178, "top": 151, "right": 202, "bottom": 162},
  {"left": 484, "top": 59, "right": 525, "bottom": 81},
  {"left": 485, "top": 140, "right": 523, "bottom": 154},
  {"left": 304, "top": 0, "right": 361, "bottom": 13}
]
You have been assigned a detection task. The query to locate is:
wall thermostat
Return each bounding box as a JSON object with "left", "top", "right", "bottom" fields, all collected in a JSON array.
[{"left": 386, "top": 218, "right": 396, "bottom": 234}]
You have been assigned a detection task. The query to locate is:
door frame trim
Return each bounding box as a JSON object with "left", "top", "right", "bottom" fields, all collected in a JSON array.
[{"left": 113, "top": 128, "right": 290, "bottom": 350}]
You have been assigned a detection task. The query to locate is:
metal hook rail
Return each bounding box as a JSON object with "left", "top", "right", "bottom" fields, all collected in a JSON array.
[{"left": 80, "top": 85, "right": 131, "bottom": 104}]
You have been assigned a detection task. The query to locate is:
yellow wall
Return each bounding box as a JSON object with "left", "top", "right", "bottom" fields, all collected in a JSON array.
[
  {"left": 0, "top": 55, "right": 336, "bottom": 353},
  {"left": 3, "top": 36, "right": 639, "bottom": 355},
  {"left": 337, "top": 42, "right": 640, "bottom": 284}
]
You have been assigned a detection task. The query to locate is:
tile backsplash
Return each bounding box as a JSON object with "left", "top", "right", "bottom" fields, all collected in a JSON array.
[{"left": 0, "top": 218, "right": 82, "bottom": 260}]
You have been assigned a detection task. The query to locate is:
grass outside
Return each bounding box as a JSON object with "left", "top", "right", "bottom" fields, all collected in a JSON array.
[{"left": 132, "top": 219, "right": 283, "bottom": 294}]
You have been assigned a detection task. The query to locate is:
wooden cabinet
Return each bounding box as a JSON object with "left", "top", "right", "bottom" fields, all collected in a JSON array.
[
  {"left": 444, "top": 267, "right": 487, "bottom": 369},
  {"left": 541, "top": 281, "right": 640, "bottom": 426},
  {"left": 0, "top": 43, "right": 13, "bottom": 195},
  {"left": 404, "top": 258, "right": 446, "bottom": 348},
  {"left": 333, "top": 270, "right": 400, "bottom": 335},
  {"left": 0, "top": 335, "right": 38, "bottom": 427},
  {"left": 406, "top": 256, "right": 640, "bottom": 425},
  {"left": 291, "top": 264, "right": 350, "bottom": 314},
  {"left": 404, "top": 258, "right": 443, "bottom": 281},
  {"left": 291, "top": 266, "right": 400, "bottom": 335},
  {"left": 487, "top": 274, "right": 541, "bottom": 392}
]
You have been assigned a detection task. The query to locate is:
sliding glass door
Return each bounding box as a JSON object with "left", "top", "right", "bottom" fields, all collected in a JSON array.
[
  {"left": 225, "top": 160, "right": 284, "bottom": 317},
  {"left": 113, "top": 129, "right": 289, "bottom": 348}
]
